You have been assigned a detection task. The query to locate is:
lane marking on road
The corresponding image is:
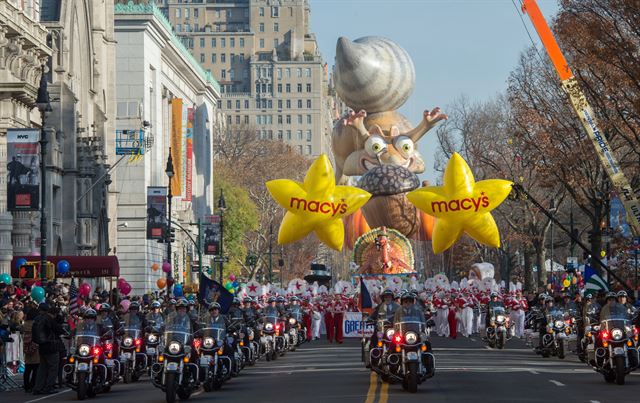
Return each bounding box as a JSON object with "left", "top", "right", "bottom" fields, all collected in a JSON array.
[
  {"left": 549, "top": 379, "right": 565, "bottom": 386},
  {"left": 528, "top": 369, "right": 540, "bottom": 374},
  {"left": 590, "top": 400, "right": 601, "bottom": 403},
  {"left": 379, "top": 380, "right": 389, "bottom": 403},
  {"left": 364, "top": 371, "right": 379, "bottom": 403},
  {"left": 246, "top": 367, "right": 368, "bottom": 375},
  {"left": 484, "top": 346, "right": 491, "bottom": 350},
  {"left": 24, "top": 389, "right": 72, "bottom": 403}
]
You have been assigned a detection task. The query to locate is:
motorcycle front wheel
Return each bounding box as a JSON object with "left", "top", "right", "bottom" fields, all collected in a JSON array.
[
  {"left": 497, "top": 333, "right": 505, "bottom": 349},
  {"left": 77, "top": 372, "right": 88, "bottom": 401},
  {"left": 406, "top": 362, "right": 418, "bottom": 393},
  {"left": 557, "top": 342, "right": 565, "bottom": 359},
  {"left": 165, "top": 373, "right": 177, "bottom": 403},
  {"left": 614, "top": 356, "right": 626, "bottom": 385}
]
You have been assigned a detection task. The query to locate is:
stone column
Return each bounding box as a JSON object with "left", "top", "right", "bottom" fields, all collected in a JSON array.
[{"left": 0, "top": 129, "right": 13, "bottom": 274}]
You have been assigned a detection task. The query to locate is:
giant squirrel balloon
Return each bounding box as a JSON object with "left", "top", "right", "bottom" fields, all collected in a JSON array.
[{"left": 332, "top": 36, "right": 446, "bottom": 242}]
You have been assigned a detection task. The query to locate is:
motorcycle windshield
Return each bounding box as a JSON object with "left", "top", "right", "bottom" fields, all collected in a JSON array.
[
  {"left": 164, "top": 314, "right": 192, "bottom": 345},
  {"left": 146, "top": 313, "right": 164, "bottom": 331},
  {"left": 289, "top": 307, "right": 303, "bottom": 321},
  {"left": 263, "top": 307, "right": 279, "bottom": 323},
  {"left": 395, "top": 321, "right": 421, "bottom": 335},
  {"left": 491, "top": 306, "right": 506, "bottom": 316},
  {"left": 601, "top": 304, "right": 630, "bottom": 322},
  {"left": 74, "top": 321, "right": 100, "bottom": 348},
  {"left": 201, "top": 324, "right": 226, "bottom": 341}
]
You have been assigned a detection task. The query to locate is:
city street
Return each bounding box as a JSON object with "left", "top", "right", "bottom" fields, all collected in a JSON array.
[{"left": 6, "top": 336, "right": 638, "bottom": 403}]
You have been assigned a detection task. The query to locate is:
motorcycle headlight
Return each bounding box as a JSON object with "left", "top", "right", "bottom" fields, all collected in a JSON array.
[
  {"left": 611, "top": 328, "right": 623, "bottom": 341},
  {"left": 265, "top": 323, "right": 274, "bottom": 331},
  {"left": 123, "top": 337, "right": 133, "bottom": 347},
  {"left": 554, "top": 320, "right": 564, "bottom": 329},
  {"left": 78, "top": 344, "right": 90, "bottom": 357},
  {"left": 168, "top": 342, "right": 181, "bottom": 354},
  {"left": 405, "top": 332, "right": 418, "bottom": 345},
  {"left": 147, "top": 334, "right": 158, "bottom": 343},
  {"left": 203, "top": 337, "right": 214, "bottom": 348},
  {"left": 385, "top": 329, "right": 395, "bottom": 339},
  {"left": 496, "top": 315, "right": 505, "bottom": 324},
  {"left": 289, "top": 318, "right": 296, "bottom": 325}
]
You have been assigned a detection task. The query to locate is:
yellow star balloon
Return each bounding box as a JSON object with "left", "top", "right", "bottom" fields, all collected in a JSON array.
[
  {"left": 266, "top": 154, "right": 371, "bottom": 251},
  {"left": 407, "top": 153, "right": 513, "bottom": 254}
]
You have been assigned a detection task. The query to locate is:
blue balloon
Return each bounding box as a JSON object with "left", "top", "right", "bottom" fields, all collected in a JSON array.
[
  {"left": 232, "top": 281, "right": 239, "bottom": 287},
  {"left": 15, "top": 258, "right": 27, "bottom": 269},
  {"left": 173, "top": 284, "right": 183, "bottom": 297},
  {"left": 57, "top": 260, "right": 70, "bottom": 275}
]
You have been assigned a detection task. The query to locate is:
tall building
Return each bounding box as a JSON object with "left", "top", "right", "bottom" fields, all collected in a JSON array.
[
  {"left": 158, "top": 0, "right": 333, "bottom": 157},
  {"left": 114, "top": 1, "right": 222, "bottom": 292}
]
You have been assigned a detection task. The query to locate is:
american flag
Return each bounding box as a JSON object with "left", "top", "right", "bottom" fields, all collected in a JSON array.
[{"left": 69, "top": 278, "right": 79, "bottom": 315}]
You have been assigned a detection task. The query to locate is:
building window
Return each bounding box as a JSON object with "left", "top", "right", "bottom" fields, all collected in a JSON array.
[
  {"left": 236, "top": 100, "right": 241, "bottom": 109},
  {"left": 200, "top": 38, "right": 205, "bottom": 47},
  {"left": 200, "top": 53, "right": 205, "bottom": 63},
  {"left": 307, "top": 99, "right": 312, "bottom": 108},
  {"left": 268, "top": 130, "right": 273, "bottom": 140},
  {"left": 297, "top": 115, "right": 303, "bottom": 124},
  {"left": 272, "top": 6, "right": 279, "bottom": 17},
  {"left": 274, "top": 38, "right": 279, "bottom": 48},
  {"left": 286, "top": 115, "right": 291, "bottom": 124},
  {"left": 221, "top": 54, "right": 226, "bottom": 63},
  {"left": 227, "top": 115, "right": 232, "bottom": 124},
  {"left": 221, "top": 38, "right": 226, "bottom": 47},
  {"left": 278, "top": 115, "right": 283, "bottom": 124},
  {"left": 211, "top": 54, "right": 217, "bottom": 63},
  {"left": 221, "top": 70, "right": 226, "bottom": 79},
  {"left": 226, "top": 100, "right": 232, "bottom": 109},
  {"left": 259, "top": 23, "right": 264, "bottom": 32},
  {"left": 259, "top": 38, "right": 265, "bottom": 48},
  {"left": 274, "top": 22, "right": 279, "bottom": 32},
  {"left": 244, "top": 115, "right": 249, "bottom": 124},
  {"left": 227, "top": 9, "right": 232, "bottom": 18},
  {"left": 306, "top": 83, "right": 312, "bottom": 92},
  {"left": 230, "top": 53, "right": 236, "bottom": 63},
  {"left": 285, "top": 84, "right": 291, "bottom": 93},
  {"left": 176, "top": 24, "right": 181, "bottom": 32},
  {"left": 239, "top": 54, "right": 245, "bottom": 62},
  {"left": 277, "top": 100, "right": 282, "bottom": 109},
  {"left": 305, "top": 68, "right": 311, "bottom": 77},
  {"left": 244, "top": 100, "right": 249, "bottom": 109},
  {"left": 194, "top": 23, "right": 199, "bottom": 31},
  {"left": 211, "top": 38, "right": 216, "bottom": 47},
  {"left": 194, "top": 8, "right": 199, "bottom": 18},
  {"left": 259, "top": 7, "right": 265, "bottom": 17},
  {"left": 307, "top": 114, "right": 312, "bottom": 124},
  {"left": 235, "top": 115, "right": 240, "bottom": 124},
  {"left": 240, "top": 38, "right": 245, "bottom": 47},
  {"left": 297, "top": 83, "right": 302, "bottom": 92},
  {"left": 244, "top": 8, "right": 249, "bottom": 18},
  {"left": 268, "top": 99, "right": 273, "bottom": 108},
  {"left": 285, "top": 68, "right": 291, "bottom": 78},
  {"left": 287, "top": 130, "right": 292, "bottom": 140},
  {"left": 230, "top": 69, "right": 235, "bottom": 80},
  {"left": 277, "top": 68, "right": 282, "bottom": 79},
  {"left": 278, "top": 130, "right": 283, "bottom": 140},
  {"left": 286, "top": 100, "right": 291, "bottom": 108},
  {"left": 277, "top": 83, "right": 282, "bottom": 93},
  {"left": 297, "top": 68, "right": 302, "bottom": 77},
  {"left": 217, "top": 100, "right": 222, "bottom": 109},
  {"left": 229, "top": 38, "right": 235, "bottom": 47},
  {"left": 307, "top": 145, "right": 312, "bottom": 155},
  {"left": 175, "top": 8, "right": 181, "bottom": 18},
  {"left": 297, "top": 99, "right": 302, "bottom": 108},
  {"left": 297, "top": 130, "right": 303, "bottom": 140},
  {"left": 184, "top": 23, "right": 190, "bottom": 32},
  {"left": 185, "top": 8, "right": 189, "bottom": 18},
  {"left": 306, "top": 130, "right": 312, "bottom": 141}
]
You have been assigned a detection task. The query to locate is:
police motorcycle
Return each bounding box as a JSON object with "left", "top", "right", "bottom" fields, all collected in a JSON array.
[
  {"left": 579, "top": 299, "right": 600, "bottom": 362},
  {"left": 151, "top": 301, "right": 200, "bottom": 403},
  {"left": 486, "top": 305, "right": 511, "bottom": 349},
  {"left": 540, "top": 307, "right": 571, "bottom": 359},
  {"left": 145, "top": 320, "right": 163, "bottom": 370},
  {"left": 586, "top": 298, "right": 639, "bottom": 385},
  {"left": 96, "top": 304, "right": 121, "bottom": 389},
  {"left": 226, "top": 317, "right": 246, "bottom": 376},
  {"left": 261, "top": 303, "right": 284, "bottom": 361},
  {"left": 119, "top": 308, "right": 147, "bottom": 383},
  {"left": 385, "top": 293, "right": 435, "bottom": 393},
  {"left": 287, "top": 297, "right": 307, "bottom": 350},
  {"left": 64, "top": 310, "right": 118, "bottom": 400},
  {"left": 366, "top": 318, "right": 394, "bottom": 372},
  {"left": 241, "top": 297, "right": 260, "bottom": 366},
  {"left": 195, "top": 303, "right": 229, "bottom": 392}
]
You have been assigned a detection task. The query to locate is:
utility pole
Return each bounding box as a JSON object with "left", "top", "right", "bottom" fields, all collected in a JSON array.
[{"left": 268, "top": 222, "right": 273, "bottom": 284}]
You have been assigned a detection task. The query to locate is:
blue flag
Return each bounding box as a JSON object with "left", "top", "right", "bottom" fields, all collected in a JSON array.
[
  {"left": 198, "top": 274, "right": 234, "bottom": 314},
  {"left": 360, "top": 278, "right": 373, "bottom": 310}
]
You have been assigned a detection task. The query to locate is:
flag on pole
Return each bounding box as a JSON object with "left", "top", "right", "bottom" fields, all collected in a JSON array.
[
  {"left": 359, "top": 277, "right": 373, "bottom": 313},
  {"left": 69, "top": 278, "right": 79, "bottom": 315},
  {"left": 198, "top": 273, "right": 234, "bottom": 314},
  {"left": 583, "top": 264, "right": 609, "bottom": 295}
]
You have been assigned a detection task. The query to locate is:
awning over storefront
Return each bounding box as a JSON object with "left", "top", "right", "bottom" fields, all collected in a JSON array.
[{"left": 10, "top": 256, "right": 120, "bottom": 278}]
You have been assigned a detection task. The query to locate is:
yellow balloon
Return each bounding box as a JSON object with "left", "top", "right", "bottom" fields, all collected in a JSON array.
[
  {"left": 266, "top": 154, "right": 371, "bottom": 251},
  {"left": 406, "top": 153, "right": 512, "bottom": 254},
  {"left": 563, "top": 279, "right": 570, "bottom": 288}
]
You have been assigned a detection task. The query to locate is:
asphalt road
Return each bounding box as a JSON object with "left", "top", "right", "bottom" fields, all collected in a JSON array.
[{"left": 5, "top": 336, "right": 639, "bottom": 403}]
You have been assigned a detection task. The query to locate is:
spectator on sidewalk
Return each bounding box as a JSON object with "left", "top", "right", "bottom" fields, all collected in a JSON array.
[
  {"left": 32, "top": 302, "right": 64, "bottom": 395},
  {"left": 22, "top": 307, "right": 39, "bottom": 392}
]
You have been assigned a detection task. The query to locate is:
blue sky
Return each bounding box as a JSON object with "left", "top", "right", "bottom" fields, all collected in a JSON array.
[{"left": 310, "top": 0, "right": 560, "bottom": 183}]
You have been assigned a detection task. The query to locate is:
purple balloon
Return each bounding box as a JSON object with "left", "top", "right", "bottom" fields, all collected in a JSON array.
[
  {"left": 162, "top": 262, "right": 171, "bottom": 273},
  {"left": 120, "top": 282, "right": 132, "bottom": 296}
]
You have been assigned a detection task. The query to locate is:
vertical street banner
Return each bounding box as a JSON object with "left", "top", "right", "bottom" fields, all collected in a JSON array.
[
  {"left": 184, "top": 107, "right": 193, "bottom": 201},
  {"left": 204, "top": 215, "right": 221, "bottom": 255},
  {"left": 170, "top": 98, "right": 183, "bottom": 196},
  {"left": 147, "top": 187, "right": 167, "bottom": 240},
  {"left": 7, "top": 129, "right": 40, "bottom": 211}
]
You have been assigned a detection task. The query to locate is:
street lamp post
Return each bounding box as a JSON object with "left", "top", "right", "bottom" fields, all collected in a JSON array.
[
  {"left": 548, "top": 199, "right": 557, "bottom": 285},
  {"left": 217, "top": 189, "right": 226, "bottom": 284},
  {"left": 165, "top": 149, "right": 174, "bottom": 292},
  {"left": 36, "top": 65, "right": 52, "bottom": 280},
  {"left": 268, "top": 222, "right": 273, "bottom": 284}
]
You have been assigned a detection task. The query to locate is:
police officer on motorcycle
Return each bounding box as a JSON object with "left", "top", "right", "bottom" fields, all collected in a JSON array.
[
  {"left": 242, "top": 297, "right": 261, "bottom": 327},
  {"left": 616, "top": 291, "right": 636, "bottom": 318},
  {"left": 367, "top": 290, "right": 399, "bottom": 351},
  {"left": 484, "top": 292, "right": 503, "bottom": 331}
]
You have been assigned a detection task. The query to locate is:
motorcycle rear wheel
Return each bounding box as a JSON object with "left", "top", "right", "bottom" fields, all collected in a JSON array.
[
  {"left": 77, "top": 372, "right": 88, "bottom": 401},
  {"left": 165, "top": 373, "right": 177, "bottom": 403},
  {"left": 124, "top": 365, "right": 132, "bottom": 384},
  {"left": 497, "top": 333, "right": 504, "bottom": 349},
  {"left": 614, "top": 356, "right": 626, "bottom": 385}
]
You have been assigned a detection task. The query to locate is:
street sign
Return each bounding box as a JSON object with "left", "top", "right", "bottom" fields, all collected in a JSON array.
[{"left": 213, "top": 256, "right": 229, "bottom": 263}]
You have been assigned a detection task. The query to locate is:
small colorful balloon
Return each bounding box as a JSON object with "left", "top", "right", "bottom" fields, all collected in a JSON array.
[
  {"left": 56, "top": 260, "right": 70, "bottom": 275},
  {"left": 151, "top": 263, "right": 159, "bottom": 271},
  {"left": 15, "top": 258, "right": 27, "bottom": 269},
  {"left": 79, "top": 283, "right": 92, "bottom": 297},
  {"left": 173, "top": 284, "right": 183, "bottom": 297},
  {"left": 31, "top": 286, "right": 45, "bottom": 303},
  {"left": 120, "top": 282, "right": 132, "bottom": 296},
  {"left": 156, "top": 278, "right": 167, "bottom": 289},
  {"left": 0, "top": 273, "right": 11, "bottom": 285},
  {"left": 162, "top": 262, "right": 171, "bottom": 273},
  {"left": 120, "top": 299, "right": 130, "bottom": 311}
]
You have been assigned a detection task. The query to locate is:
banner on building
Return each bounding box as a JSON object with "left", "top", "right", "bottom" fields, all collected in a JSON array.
[
  {"left": 170, "top": 98, "right": 183, "bottom": 196},
  {"left": 204, "top": 215, "right": 221, "bottom": 255},
  {"left": 342, "top": 312, "right": 374, "bottom": 338},
  {"left": 147, "top": 187, "right": 167, "bottom": 240},
  {"left": 7, "top": 129, "right": 40, "bottom": 211},
  {"left": 184, "top": 107, "right": 193, "bottom": 201}
]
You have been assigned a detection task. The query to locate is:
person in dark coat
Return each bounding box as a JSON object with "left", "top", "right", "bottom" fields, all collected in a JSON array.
[{"left": 32, "top": 303, "right": 64, "bottom": 395}]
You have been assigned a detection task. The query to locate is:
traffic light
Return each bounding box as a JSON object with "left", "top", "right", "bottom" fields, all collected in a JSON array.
[{"left": 169, "top": 227, "right": 176, "bottom": 243}]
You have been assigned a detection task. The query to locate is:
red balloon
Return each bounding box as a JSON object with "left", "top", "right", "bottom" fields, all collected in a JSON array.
[
  {"left": 79, "top": 283, "right": 91, "bottom": 297},
  {"left": 117, "top": 278, "right": 127, "bottom": 287},
  {"left": 167, "top": 278, "right": 175, "bottom": 287},
  {"left": 120, "top": 282, "right": 132, "bottom": 296}
]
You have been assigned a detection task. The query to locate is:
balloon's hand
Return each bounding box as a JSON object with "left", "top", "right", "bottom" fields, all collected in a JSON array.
[
  {"left": 342, "top": 110, "right": 368, "bottom": 137},
  {"left": 423, "top": 107, "right": 448, "bottom": 128}
]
